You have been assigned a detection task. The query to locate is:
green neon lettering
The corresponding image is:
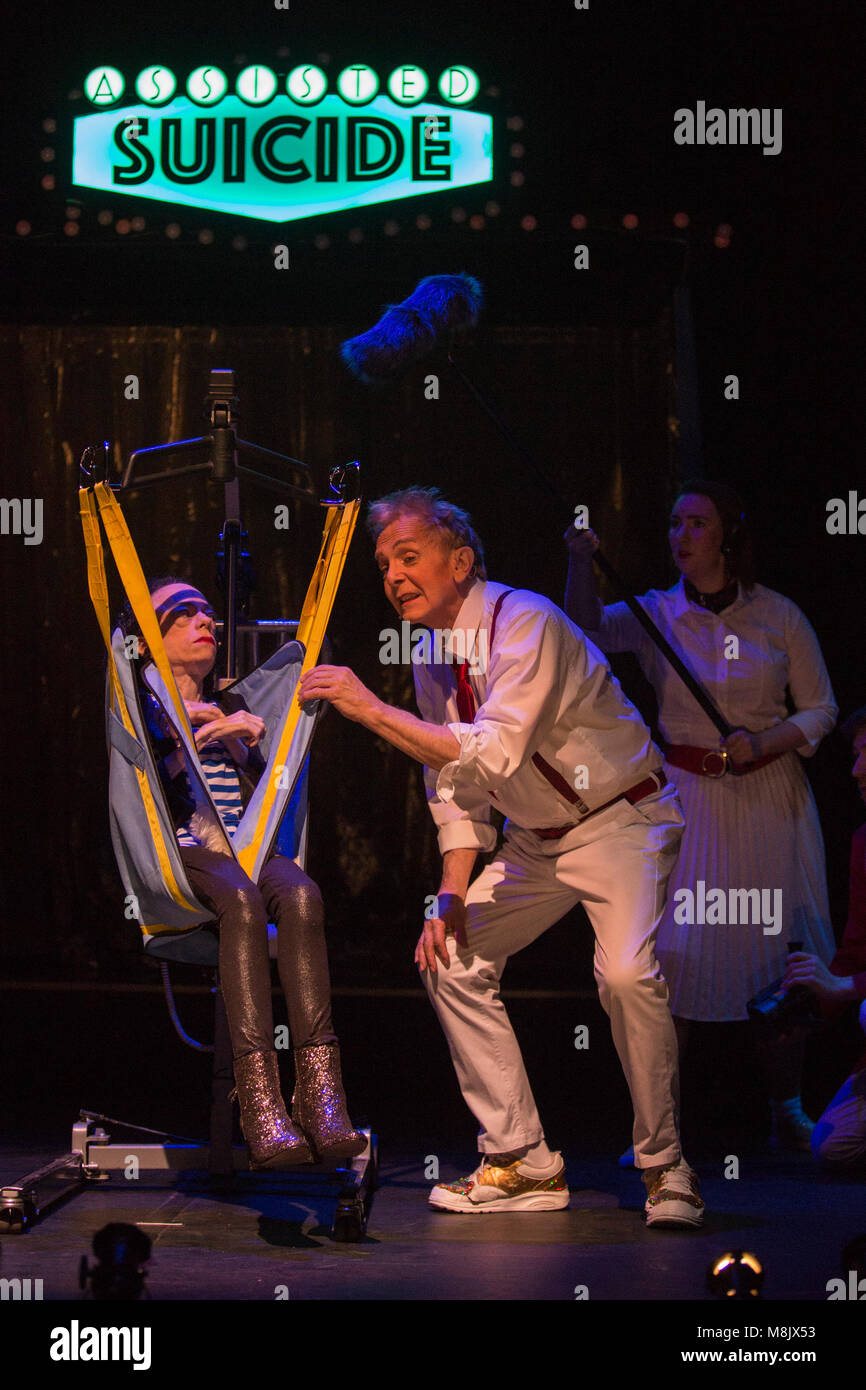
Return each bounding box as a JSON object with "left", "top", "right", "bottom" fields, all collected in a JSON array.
[
  {"left": 251, "top": 116, "right": 310, "bottom": 182},
  {"left": 94, "top": 73, "right": 117, "bottom": 102},
  {"left": 112, "top": 117, "right": 155, "bottom": 184},
  {"left": 346, "top": 117, "right": 403, "bottom": 181},
  {"left": 447, "top": 68, "right": 469, "bottom": 99},
  {"left": 160, "top": 118, "right": 217, "bottom": 183}
]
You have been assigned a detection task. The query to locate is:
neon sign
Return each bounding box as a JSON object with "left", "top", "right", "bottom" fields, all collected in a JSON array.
[{"left": 72, "top": 64, "right": 492, "bottom": 223}]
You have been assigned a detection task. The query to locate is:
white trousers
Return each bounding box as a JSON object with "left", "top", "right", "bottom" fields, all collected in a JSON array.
[{"left": 423, "top": 782, "right": 686, "bottom": 1169}]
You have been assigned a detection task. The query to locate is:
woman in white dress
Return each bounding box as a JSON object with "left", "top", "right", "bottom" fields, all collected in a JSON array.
[{"left": 563, "top": 481, "right": 838, "bottom": 1150}]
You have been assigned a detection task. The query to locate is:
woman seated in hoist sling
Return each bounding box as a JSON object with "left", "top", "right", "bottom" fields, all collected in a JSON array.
[{"left": 118, "top": 576, "right": 365, "bottom": 1169}]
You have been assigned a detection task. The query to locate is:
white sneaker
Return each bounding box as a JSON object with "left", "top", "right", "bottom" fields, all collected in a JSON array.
[
  {"left": 429, "top": 1152, "right": 570, "bottom": 1213},
  {"left": 643, "top": 1158, "right": 705, "bottom": 1228}
]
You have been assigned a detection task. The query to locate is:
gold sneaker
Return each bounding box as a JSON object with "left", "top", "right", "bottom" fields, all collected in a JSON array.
[
  {"left": 429, "top": 1153, "right": 570, "bottom": 1213},
  {"left": 643, "top": 1158, "right": 705, "bottom": 1228}
]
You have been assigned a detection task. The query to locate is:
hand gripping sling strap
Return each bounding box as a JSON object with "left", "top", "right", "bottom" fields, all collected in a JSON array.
[{"left": 79, "top": 480, "right": 360, "bottom": 953}]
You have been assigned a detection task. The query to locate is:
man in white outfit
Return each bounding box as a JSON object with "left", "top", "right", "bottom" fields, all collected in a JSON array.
[{"left": 297, "top": 487, "right": 705, "bottom": 1226}]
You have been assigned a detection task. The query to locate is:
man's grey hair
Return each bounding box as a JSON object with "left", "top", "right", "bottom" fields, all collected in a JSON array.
[{"left": 365, "top": 486, "right": 487, "bottom": 580}]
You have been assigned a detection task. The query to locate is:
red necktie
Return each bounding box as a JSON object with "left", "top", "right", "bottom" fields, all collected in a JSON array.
[{"left": 455, "top": 660, "right": 476, "bottom": 722}]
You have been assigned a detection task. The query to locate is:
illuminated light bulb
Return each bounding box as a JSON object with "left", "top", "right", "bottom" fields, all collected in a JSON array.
[
  {"left": 165, "top": 223, "right": 181, "bottom": 239},
  {"left": 571, "top": 213, "right": 587, "bottom": 229},
  {"left": 40, "top": 148, "right": 55, "bottom": 162},
  {"left": 198, "top": 228, "right": 214, "bottom": 244},
  {"left": 521, "top": 214, "right": 537, "bottom": 230},
  {"left": 236, "top": 65, "right": 278, "bottom": 105},
  {"left": 42, "top": 118, "right": 57, "bottom": 133},
  {"left": 415, "top": 215, "right": 431, "bottom": 230},
  {"left": 383, "top": 219, "right": 400, "bottom": 236},
  {"left": 438, "top": 66, "right": 479, "bottom": 104},
  {"left": 116, "top": 219, "right": 131, "bottom": 234},
  {"left": 622, "top": 213, "right": 639, "bottom": 229},
  {"left": 97, "top": 210, "right": 113, "bottom": 225},
  {"left": 337, "top": 64, "right": 378, "bottom": 105},
  {"left": 131, "top": 216, "right": 145, "bottom": 231},
  {"left": 485, "top": 201, "right": 500, "bottom": 216},
  {"left": 469, "top": 214, "right": 485, "bottom": 230},
  {"left": 673, "top": 211, "right": 690, "bottom": 228},
  {"left": 41, "top": 175, "right": 55, "bottom": 191},
  {"left": 64, "top": 221, "right": 80, "bottom": 236},
  {"left": 706, "top": 1249, "right": 764, "bottom": 1299},
  {"left": 16, "top": 220, "right": 31, "bottom": 236},
  {"left": 510, "top": 171, "right": 525, "bottom": 186}
]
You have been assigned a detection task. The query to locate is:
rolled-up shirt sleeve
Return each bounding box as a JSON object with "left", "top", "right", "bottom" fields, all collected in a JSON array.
[
  {"left": 783, "top": 604, "right": 837, "bottom": 755},
  {"left": 435, "top": 603, "right": 574, "bottom": 805},
  {"left": 422, "top": 758, "right": 497, "bottom": 854}
]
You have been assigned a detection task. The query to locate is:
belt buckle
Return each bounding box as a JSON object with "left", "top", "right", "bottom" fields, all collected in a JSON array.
[{"left": 701, "top": 748, "right": 728, "bottom": 778}]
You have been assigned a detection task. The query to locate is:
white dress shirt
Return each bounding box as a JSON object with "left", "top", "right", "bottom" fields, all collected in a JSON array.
[
  {"left": 585, "top": 579, "right": 837, "bottom": 752},
  {"left": 412, "top": 579, "right": 663, "bottom": 854}
]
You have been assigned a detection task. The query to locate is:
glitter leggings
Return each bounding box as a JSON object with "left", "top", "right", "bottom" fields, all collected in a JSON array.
[{"left": 179, "top": 844, "right": 337, "bottom": 1061}]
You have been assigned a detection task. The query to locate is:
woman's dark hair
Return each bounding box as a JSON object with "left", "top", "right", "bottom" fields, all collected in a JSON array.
[
  {"left": 839, "top": 705, "right": 866, "bottom": 745},
  {"left": 674, "top": 479, "right": 757, "bottom": 589},
  {"left": 115, "top": 575, "right": 217, "bottom": 700}
]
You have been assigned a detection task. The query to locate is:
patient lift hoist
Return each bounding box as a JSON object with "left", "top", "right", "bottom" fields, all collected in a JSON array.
[{"left": 1, "top": 372, "right": 377, "bottom": 1243}]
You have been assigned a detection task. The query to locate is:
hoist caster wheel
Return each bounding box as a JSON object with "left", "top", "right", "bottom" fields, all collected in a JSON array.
[{"left": 333, "top": 1201, "right": 365, "bottom": 1243}]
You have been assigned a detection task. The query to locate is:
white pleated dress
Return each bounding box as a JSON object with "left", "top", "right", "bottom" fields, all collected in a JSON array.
[{"left": 586, "top": 579, "right": 838, "bottom": 1020}]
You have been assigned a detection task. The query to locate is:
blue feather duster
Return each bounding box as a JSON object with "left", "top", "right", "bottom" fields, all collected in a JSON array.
[{"left": 340, "top": 273, "right": 483, "bottom": 384}]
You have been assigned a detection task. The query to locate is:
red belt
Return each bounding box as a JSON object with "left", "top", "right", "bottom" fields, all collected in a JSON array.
[
  {"left": 663, "top": 743, "right": 784, "bottom": 779},
  {"left": 530, "top": 771, "right": 667, "bottom": 840}
]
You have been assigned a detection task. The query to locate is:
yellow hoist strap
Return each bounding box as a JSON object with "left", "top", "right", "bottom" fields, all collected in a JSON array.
[
  {"left": 92, "top": 481, "right": 194, "bottom": 743},
  {"left": 236, "top": 497, "right": 360, "bottom": 875},
  {"left": 81, "top": 480, "right": 360, "bottom": 892},
  {"left": 78, "top": 487, "right": 199, "bottom": 914}
]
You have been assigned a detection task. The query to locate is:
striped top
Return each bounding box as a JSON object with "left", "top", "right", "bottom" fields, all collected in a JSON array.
[{"left": 176, "top": 743, "right": 244, "bottom": 846}]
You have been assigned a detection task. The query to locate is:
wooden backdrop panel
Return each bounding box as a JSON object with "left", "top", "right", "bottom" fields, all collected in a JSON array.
[{"left": 0, "top": 318, "right": 677, "bottom": 983}]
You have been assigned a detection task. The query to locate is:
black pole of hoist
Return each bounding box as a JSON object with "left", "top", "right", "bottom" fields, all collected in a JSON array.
[
  {"left": 210, "top": 412, "right": 241, "bottom": 682},
  {"left": 221, "top": 519, "right": 241, "bottom": 681}
]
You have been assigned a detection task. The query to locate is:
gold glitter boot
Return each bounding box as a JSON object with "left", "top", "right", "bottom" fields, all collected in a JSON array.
[
  {"left": 291, "top": 1043, "right": 367, "bottom": 1162},
  {"left": 230, "top": 1049, "right": 313, "bottom": 1169}
]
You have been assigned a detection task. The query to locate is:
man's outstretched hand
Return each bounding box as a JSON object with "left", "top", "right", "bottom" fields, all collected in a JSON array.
[
  {"left": 297, "top": 664, "right": 381, "bottom": 723},
  {"left": 415, "top": 893, "right": 468, "bottom": 974}
]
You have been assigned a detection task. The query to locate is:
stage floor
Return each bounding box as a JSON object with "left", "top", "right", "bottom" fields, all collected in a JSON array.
[
  {"left": 0, "top": 1143, "right": 861, "bottom": 1301},
  {"left": 2, "top": 984, "right": 863, "bottom": 1303}
]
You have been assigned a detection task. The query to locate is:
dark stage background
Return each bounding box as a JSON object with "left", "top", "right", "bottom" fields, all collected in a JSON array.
[{"left": 0, "top": 2, "right": 862, "bottom": 1001}]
